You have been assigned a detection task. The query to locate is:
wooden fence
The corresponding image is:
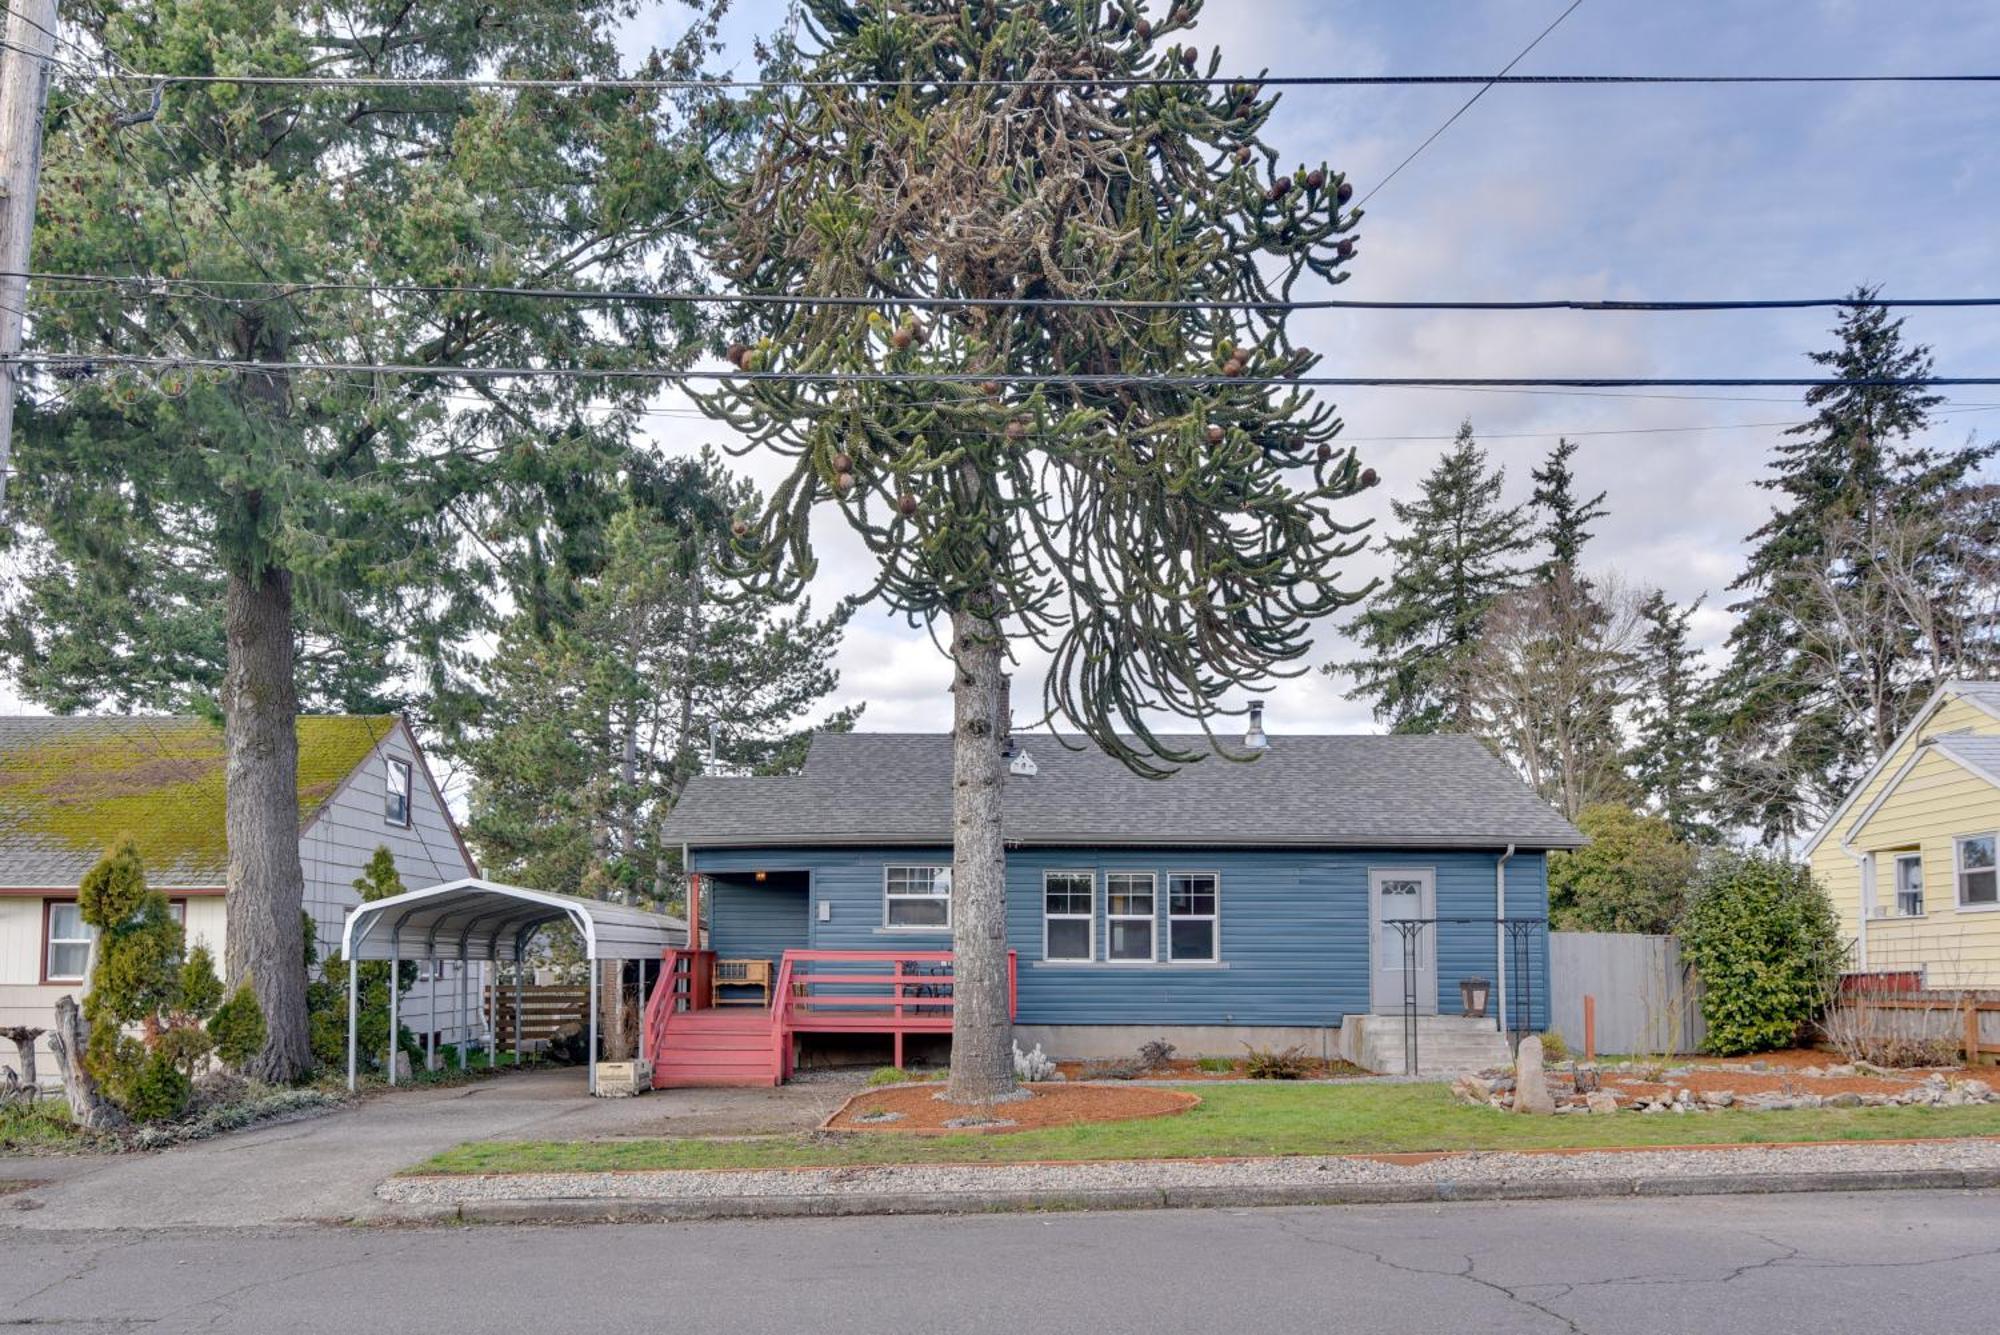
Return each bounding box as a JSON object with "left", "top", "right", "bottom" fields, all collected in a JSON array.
[
  {"left": 485, "top": 984, "right": 587, "bottom": 1046},
  {"left": 1828, "top": 984, "right": 2000, "bottom": 1065},
  {"left": 1549, "top": 932, "right": 1706, "bottom": 1057}
]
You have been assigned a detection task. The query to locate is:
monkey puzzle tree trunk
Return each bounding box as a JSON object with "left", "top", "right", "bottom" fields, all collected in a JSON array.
[
  {"left": 222, "top": 566, "right": 312, "bottom": 1083},
  {"left": 945, "top": 595, "right": 1018, "bottom": 1104}
]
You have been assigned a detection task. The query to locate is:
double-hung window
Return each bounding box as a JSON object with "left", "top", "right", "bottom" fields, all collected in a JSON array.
[
  {"left": 1892, "top": 853, "right": 1924, "bottom": 917},
  {"left": 1043, "top": 872, "right": 1094, "bottom": 962},
  {"left": 1105, "top": 872, "right": 1155, "bottom": 962},
  {"left": 44, "top": 902, "right": 93, "bottom": 982},
  {"left": 884, "top": 865, "right": 952, "bottom": 928},
  {"left": 1168, "top": 873, "right": 1219, "bottom": 962},
  {"left": 1957, "top": 835, "right": 1998, "bottom": 908},
  {"left": 385, "top": 757, "right": 413, "bottom": 827}
]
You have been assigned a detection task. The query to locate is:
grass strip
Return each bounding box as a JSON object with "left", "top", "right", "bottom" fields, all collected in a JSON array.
[{"left": 411, "top": 1083, "right": 2000, "bottom": 1175}]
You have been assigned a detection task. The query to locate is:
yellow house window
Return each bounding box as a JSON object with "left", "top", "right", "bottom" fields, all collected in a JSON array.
[
  {"left": 1957, "top": 835, "right": 1998, "bottom": 908},
  {"left": 1892, "top": 853, "right": 1924, "bottom": 917}
]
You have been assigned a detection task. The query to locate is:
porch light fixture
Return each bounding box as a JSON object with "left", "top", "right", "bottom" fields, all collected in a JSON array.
[
  {"left": 754, "top": 870, "right": 767, "bottom": 882},
  {"left": 1459, "top": 976, "right": 1490, "bottom": 1019}
]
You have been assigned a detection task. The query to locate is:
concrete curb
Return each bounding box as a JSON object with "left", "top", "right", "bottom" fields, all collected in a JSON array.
[{"left": 368, "top": 1166, "right": 2000, "bottom": 1227}]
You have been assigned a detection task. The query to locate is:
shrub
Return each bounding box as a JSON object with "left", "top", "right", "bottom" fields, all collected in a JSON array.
[
  {"left": 1538, "top": 1031, "right": 1570, "bottom": 1063},
  {"left": 117, "top": 1049, "right": 193, "bottom": 1123},
  {"left": 76, "top": 842, "right": 192, "bottom": 1121},
  {"left": 867, "top": 1065, "right": 910, "bottom": 1086},
  {"left": 1136, "top": 1039, "right": 1178, "bottom": 1071},
  {"left": 209, "top": 983, "right": 269, "bottom": 1071},
  {"left": 1012, "top": 1041, "right": 1058, "bottom": 1082},
  {"left": 304, "top": 852, "right": 420, "bottom": 1075},
  {"left": 1548, "top": 805, "right": 1698, "bottom": 934},
  {"left": 1678, "top": 853, "right": 1842, "bottom": 1056},
  {"left": 1195, "top": 1056, "right": 1237, "bottom": 1074},
  {"left": 1242, "top": 1043, "right": 1311, "bottom": 1079}
]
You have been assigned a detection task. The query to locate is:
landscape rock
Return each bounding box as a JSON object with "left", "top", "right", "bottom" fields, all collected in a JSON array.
[
  {"left": 1826, "top": 1092, "right": 1862, "bottom": 1109},
  {"left": 1585, "top": 1090, "right": 1619, "bottom": 1115},
  {"left": 1512, "top": 1037, "right": 1556, "bottom": 1116}
]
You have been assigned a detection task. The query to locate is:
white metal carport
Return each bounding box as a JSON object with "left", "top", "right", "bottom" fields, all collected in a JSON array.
[{"left": 339, "top": 876, "right": 686, "bottom": 1094}]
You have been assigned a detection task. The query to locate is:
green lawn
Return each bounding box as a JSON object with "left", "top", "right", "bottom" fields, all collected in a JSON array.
[
  {"left": 411, "top": 1082, "right": 2000, "bottom": 1176},
  {"left": 0, "top": 1099, "right": 91, "bottom": 1152}
]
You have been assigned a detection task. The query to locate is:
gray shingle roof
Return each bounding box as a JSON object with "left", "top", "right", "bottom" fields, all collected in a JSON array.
[
  {"left": 663, "top": 732, "right": 1585, "bottom": 851},
  {"left": 1930, "top": 732, "right": 2000, "bottom": 784}
]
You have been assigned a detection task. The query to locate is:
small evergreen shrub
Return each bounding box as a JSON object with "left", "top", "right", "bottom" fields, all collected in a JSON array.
[
  {"left": 119, "top": 1049, "right": 193, "bottom": 1123},
  {"left": 1538, "top": 1031, "right": 1570, "bottom": 1063},
  {"left": 1678, "top": 853, "right": 1842, "bottom": 1057},
  {"left": 208, "top": 983, "right": 268, "bottom": 1071},
  {"left": 76, "top": 842, "right": 193, "bottom": 1121}
]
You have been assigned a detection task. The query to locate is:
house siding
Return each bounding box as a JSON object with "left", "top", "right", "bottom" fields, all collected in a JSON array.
[
  {"left": 1811, "top": 701, "right": 2000, "bottom": 988},
  {"left": 706, "top": 875, "right": 810, "bottom": 970},
  {"left": 691, "top": 845, "right": 1549, "bottom": 1030},
  {"left": 0, "top": 722, "right": 483, "bottom": 1084}
]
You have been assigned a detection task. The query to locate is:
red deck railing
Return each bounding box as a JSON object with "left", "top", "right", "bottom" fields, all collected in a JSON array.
[{"left": 649, "top": 946, "right": 1017, "bottom": 1083}]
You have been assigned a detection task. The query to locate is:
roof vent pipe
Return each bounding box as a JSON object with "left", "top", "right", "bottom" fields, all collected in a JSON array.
[{"left": 1244, "top": 699, "right": 1268, "bottom": 750}]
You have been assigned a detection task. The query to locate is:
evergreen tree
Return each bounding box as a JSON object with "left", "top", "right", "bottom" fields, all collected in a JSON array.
[
  {"left": 1628, "top": 590, "right": 1713, "bottom": 838},
  {"left": 1530, "top": 438, "right": 1608, "bottom": 573},
  {"left": 1712, "top": 288, "right": 1998, "bottom": 839},
  {"left": 9, "top": 1, "right": 739, "bottom": 1079},
  {"left": 464, "top": 455, "right": 855, "bottom": 904},
  {"left": 306, "top": 848, "right": 418, "bottom": 1075},
  {"left": 1339, "top": 422, "right": 1528, "bottom": 732},
  {"left": 701, "top": 1, "right": 1375, "bottom": 1102},
  {"left": 77, "top": 841, "right": 191, "bottom": 1120}
]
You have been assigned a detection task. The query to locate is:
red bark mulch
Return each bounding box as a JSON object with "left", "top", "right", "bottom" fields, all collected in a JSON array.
[{"left": 825, "top": 1082, "right": 1200, "bottom": 1134}]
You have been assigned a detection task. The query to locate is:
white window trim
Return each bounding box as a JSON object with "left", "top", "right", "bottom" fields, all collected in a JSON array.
[
  {"left": 1166, "top": 870, "right": 1221, "bottom": 963},
  {"left": 385, "top": 756, "right": 414, "bottom": 828},
  {"left": 1042, "top": 869, "right": 1095, "bottom": 963},
  {"left": 44, "top": 902, "right": 93, "bottom": 983},
  {"left": 1103, "top": 871, "right": 1157, "bottom": 964},
  {"left": 1891, "top": 851, "right": 1925, "bottom": 919},
  {"left": 881, "top": 864, "right": 952, "bottom": 930},
  {"left": 1954, "top": 833, "right": 2000, "bottom": 911}
]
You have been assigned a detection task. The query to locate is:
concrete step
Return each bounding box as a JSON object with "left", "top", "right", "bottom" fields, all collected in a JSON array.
[{"left": 1339, "top": 1014, "right": 1512, "bottom": 1076}]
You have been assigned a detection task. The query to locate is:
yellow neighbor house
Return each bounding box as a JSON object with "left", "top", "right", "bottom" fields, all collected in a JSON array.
[{"left": 1804, "top": 680, "right": 2000, "bottom": 988}]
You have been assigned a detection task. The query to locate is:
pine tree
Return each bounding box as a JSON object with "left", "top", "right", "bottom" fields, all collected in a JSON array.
[
  {"left": 1712, "top": 288, "right": 1998, "bottom": 839},
  {"left": 1339, "top": 422, "right": 1528, "bottom": 732},
  {"left": 700, "top": 1, "right": 1375, "bottom": 1102},
  {"left": 463, "top": 454, "right": 855, "bottom": 904},
  {"left": 8, "top": 1, "right": 738, "bottom": 1079},
  {"left": 1628, "top": 590, "right": 1713, "bottom": 838},
  {"left": 1530, "top": 438, "right": 1608, "bottom": 573}
]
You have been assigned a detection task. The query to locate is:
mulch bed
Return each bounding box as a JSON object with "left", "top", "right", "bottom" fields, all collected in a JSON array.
[{"left": 825, "top": 1082, "right": 1200, "bottom": 1135}]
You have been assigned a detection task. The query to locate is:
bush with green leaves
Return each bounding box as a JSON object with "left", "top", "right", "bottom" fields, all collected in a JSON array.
[
  {"left": 1678, "top": 854, "right": 1843, "bottom": 1056},
  {"left": 1548, "top": 805, "right": 1699, "bottom": 935},
  {"left": 208, "top": 982, "right": 269, "bottom": 1071}
]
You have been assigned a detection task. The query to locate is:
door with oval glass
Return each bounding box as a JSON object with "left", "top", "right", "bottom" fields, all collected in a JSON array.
[{"left": 1369, "top": 867, "right": 1437, "bottom": 1014}]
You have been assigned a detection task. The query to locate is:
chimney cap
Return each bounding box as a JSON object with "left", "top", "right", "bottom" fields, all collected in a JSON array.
[{"left": 1244, "top": 699, "right": 1269, "bottom": 750}]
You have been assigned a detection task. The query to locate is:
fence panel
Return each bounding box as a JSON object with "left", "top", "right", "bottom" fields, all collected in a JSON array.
[
  {"left": 486, "top": 984, "right": 588, "bottom": 1045},
  {"left": 1549, "top": 932, "right": 1705, "bottom": 1056}
]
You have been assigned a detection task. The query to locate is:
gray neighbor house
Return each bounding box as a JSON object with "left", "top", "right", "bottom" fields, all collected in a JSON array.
[
  {"left": 659, "top": 712, "right": 1584, "bottom": 1077},
  {"left": 0, "top": 714, "right": 481, "bottom": 1083}
]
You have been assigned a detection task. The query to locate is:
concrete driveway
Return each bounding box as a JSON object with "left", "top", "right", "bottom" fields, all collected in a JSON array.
[{"left": 1, "top": 1067, "right": 849, "bottom": 1231}]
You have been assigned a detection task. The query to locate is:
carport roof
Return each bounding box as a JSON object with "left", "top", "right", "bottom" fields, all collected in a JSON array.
[{"left": 341, "top": 876, "right": 685, "bottom": 963}]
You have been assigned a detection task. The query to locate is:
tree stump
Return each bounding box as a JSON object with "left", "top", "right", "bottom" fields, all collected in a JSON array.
[
  {"left": 1, "top": 1024, "right": 45, "bottom": 1090},
  {"left": 46, "top": 995, "right": 128, "bottom": 1132}
]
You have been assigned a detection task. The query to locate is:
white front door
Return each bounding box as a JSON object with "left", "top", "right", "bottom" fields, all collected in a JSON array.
[{"left": 1370, "top": 868, "right": 1437, "bottom": 1014}]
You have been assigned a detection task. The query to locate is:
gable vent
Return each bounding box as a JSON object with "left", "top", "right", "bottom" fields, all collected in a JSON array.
[{"left": 1009, "top": 749, "right": 1039, "bottom": 776}]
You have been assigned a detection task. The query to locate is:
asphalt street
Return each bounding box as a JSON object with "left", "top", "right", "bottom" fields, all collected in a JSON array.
[{"left": 1, "top": 1189, "right": 1992, "bottom": 1334}]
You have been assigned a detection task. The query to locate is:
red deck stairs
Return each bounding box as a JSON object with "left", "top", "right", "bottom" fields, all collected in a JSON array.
[{"left": 649, "top": 1007, "right": 780, "bottom": 1088}]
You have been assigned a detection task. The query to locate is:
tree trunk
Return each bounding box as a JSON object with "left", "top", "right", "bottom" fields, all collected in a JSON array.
[
  {"left": 944, "top": 595, "right": 1018, "bottom": 1104},
  {"left": 223, "top": 566, "right": 313, "bottom": 1083},
  {"left": 602, "top": 960, "right": 630, "bottom": 1061},
  {"left": 47, "top": 995, "right": 126, "bottom": 1132}
]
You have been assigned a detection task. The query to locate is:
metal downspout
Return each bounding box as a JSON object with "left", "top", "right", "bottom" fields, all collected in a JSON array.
[{"left": 1495, "top": 844, "right": 1516, "bottom": 1036}]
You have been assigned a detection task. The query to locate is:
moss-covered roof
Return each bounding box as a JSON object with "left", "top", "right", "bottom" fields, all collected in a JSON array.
[{"left": 0, "top": 715, "right": 398, "bottom": 887}]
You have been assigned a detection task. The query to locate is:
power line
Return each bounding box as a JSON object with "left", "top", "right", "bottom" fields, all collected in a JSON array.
[
  {"left": 7, "top": 51, "right": 1996, "bottom": 93},
  {"left": 10, "top": 353, "right": 2000, "bottom": 390},
  {"left": 1360, "top": 0, "right": 1585, "bottom": 208},
  {"left": 11, "top": 271, "right": 2000, "bottom": 314}
]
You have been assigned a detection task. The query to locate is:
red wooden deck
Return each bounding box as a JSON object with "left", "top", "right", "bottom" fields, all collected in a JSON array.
[{"left": 644, "top": 948, "right": 1018, "bottom": 1088}]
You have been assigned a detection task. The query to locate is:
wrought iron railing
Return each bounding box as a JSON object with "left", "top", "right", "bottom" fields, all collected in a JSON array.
[{"left": 1384, "top": 916, "right": 1547, "bottom": 1075}]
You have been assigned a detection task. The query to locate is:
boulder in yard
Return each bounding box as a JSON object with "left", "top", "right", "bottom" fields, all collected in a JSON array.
[
  {"left": 1585, "top": 1090, "right": 1619, "bottom": 1115},
  {"left": 1512, "top": 1036, "right": 1556, "bottom": 1116}
]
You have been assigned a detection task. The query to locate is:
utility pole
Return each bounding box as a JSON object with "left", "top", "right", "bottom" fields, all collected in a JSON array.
[{"left": 0, "top": 0, "right": 59, "bottom": 504}]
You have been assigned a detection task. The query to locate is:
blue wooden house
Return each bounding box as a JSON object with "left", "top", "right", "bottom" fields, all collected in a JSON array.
[{"left": 649, "top": 717, "right": 1584, "bottom": 1083}]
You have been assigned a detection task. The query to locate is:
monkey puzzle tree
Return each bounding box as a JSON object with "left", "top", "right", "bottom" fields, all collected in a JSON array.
[{"left": 699, "top": 0, "right": 1374, "bottom": 1102}]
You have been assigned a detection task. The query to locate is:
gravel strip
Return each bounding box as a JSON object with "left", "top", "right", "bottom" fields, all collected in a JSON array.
[{"left": 380, "top": 1136, "right": 2000, "bottom": 1207}]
